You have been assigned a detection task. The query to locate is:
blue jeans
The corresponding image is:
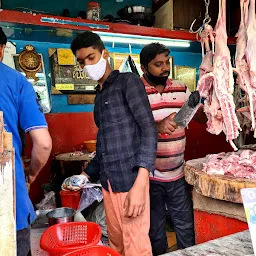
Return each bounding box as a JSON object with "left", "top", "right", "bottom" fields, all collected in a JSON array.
[{"left": 17, "top": 227, "right": 31, "bottom": 256}]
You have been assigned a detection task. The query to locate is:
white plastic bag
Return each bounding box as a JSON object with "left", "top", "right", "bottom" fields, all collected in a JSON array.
[
  {"left": 88, "top": 202, "right": 107, "bottom": 237},
  {"left": 35, "top": 191, "right": 56, "bottom": 210},
  {"left": 77, "top": 187, "right": 103, "bottom": 212},
  {"left": 61, "top": 175, "right": 89, "bottom": 191},
  {"left": 74, "top": 211, "right": 87, "bottom": 222}
]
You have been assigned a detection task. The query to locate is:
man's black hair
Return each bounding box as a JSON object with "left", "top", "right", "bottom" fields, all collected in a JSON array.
[
  {"left": 140, "top": 43, "right": 170, "bottom": 68},
  {"left": 71, "top": 31, "right": 105, "bottom": 55},
  {"left": 0, "top": 27, "right": 7, "bottom": 46}
]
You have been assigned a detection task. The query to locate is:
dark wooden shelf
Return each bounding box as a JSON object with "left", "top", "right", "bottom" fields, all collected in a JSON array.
[{"left": 0, "top": 9, "right": 236, "bottom": 44}]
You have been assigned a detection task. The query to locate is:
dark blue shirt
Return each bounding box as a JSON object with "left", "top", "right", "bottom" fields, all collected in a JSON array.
[
  {"left": 85, "top": 71, "right": 157, "bottom": 192},
  {"left": 0, "top": 62, "right": 48, "bottom": 230}
]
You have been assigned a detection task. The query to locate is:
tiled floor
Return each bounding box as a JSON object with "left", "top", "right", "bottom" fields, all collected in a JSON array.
[{"left": 31, "top": 228, "right": 48, "bottom": 256}]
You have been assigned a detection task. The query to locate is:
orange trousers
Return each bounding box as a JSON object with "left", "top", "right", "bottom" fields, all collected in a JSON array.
[{"left": 102, "top": 182, "right": 152, "bottom": 256}]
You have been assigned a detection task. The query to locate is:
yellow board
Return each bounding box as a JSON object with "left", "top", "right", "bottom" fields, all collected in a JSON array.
[
  {"left": 56, "top": 84, "right": 74, "bottom": 90},
  {"left": 109, "top": 53, "right": 140, "bottom": 70},
  {"left": 174, "top": 65, "right": 196, "bottom": 92},
  {"left": 57, "top": 49, "right": 75, "bottom": 65}
]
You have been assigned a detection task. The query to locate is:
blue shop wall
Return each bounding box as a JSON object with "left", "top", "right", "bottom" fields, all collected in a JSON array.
[
  {"left": 2, "top": 0, "right": 152, "bottom": 19},
  {"left": 13, "top": 39, "right": 202, "bottom": 113}
]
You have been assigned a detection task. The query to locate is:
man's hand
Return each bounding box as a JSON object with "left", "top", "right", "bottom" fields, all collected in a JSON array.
[
  {"left": 24, "top": 166, "right": 37, "bottom": 185},
  {"left": 156, "top": 112, "right": 177, "bottom": 135},
  {"left": 124, "top": 167, "right": 149, "bottom": 218},
  {"left": 27, "top": 174, "right": 37, "bottom": 185},
  {"left": 81, "top": 161, "right": 90, "bottom": 180},
  {"left": 81, "top": 171, "right": 90, "bottom": 179}
]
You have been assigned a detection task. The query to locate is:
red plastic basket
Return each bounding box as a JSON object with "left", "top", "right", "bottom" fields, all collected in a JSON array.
[
  {"left": 62, "top": 246, "right": 121, "bottom": 256},
  {"left": 40, "top": 222, "right": 102, "bottom": 256}
]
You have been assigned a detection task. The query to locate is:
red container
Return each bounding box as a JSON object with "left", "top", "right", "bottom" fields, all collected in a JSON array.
[
  {"left": 63, "top": 246, "right": 121, "bottom": 256},
  {"left": 60, "top": 190, "right": 81, "bottom": 210},
  {"left": 88, "top": 1, "right": 100, "bottom": 8},
  {"left": 87, "top": 1, "right": 100, "bottom": 21},
  {"left": 40, "top": 222, "right": 102, "bottom": 256},
  {"left": 194, "top": 210, "right": 248, "bottom": 244}
]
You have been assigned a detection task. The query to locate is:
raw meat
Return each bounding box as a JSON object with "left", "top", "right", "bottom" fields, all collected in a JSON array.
[
  {"left": 198, "top": 25, "right": 214, "bottom": 98},
  {"left": 197, "top": 0, "right": 241, "bottom": 150},
  {"left": 197, "top": 25, "right": 224, "bottom": 135},
  {"left": 203, "top": 150, "right": 256, "bottom": 179},
  {"left": 204, "top": 90, "right": 224, "bottom": 135},
  {"left": 245, "top": 0, "right": 256, "bottom": 89},
  {"left": 234, "top": 0, "right": 256, "bottom": 133}
]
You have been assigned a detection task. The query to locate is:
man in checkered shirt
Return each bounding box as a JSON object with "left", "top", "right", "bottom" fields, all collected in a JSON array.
[{"left": 71, "top": 31, "right": 157, "bottom": 256}]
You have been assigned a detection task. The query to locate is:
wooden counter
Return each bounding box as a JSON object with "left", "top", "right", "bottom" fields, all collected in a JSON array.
[
  {"left": 55, "top": 152, "right": 92, "bottom": 162},
  {"left": 184, "top": 158, "right": 256, "bottom": 203},
  {"left": 55, "top": 152, "right": 92, "bottom": 176}
]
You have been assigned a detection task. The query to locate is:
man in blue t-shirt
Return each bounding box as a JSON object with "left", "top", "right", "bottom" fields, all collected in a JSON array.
[{"left": 0, "top": 27, "right": 52, "bottom": 255}]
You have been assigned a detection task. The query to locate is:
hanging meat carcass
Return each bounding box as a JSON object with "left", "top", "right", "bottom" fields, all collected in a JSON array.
[
  {"left": 234, "top": 0, "right": 256, "bottom": 134},
  {"left": 197, "top": 0, "right": 241, "bottom": 150},
  {"left": 198, "top": 24, "right": 214, "bottom": 92},
  {"left": 197, "top": 25, "right": 224, "bottom": 135},
  {"left": 246, "top": 0, "right": 256, "bottom": 89}
]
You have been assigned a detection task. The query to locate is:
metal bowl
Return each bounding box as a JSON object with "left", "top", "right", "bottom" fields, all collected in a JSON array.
[
  {"left": 117, "top": 6, "right": 154, "bottom": 26},
  {"left": 128, "top": 6, "right": 152, "bottom": 14},
  {"left": 46, "top": 207, "right": 75, "bottom": 226}
]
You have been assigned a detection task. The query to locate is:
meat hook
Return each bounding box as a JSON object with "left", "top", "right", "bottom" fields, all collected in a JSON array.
[
  {"left": 189, "top": 0, "right": 211, "bottom": 35},
  {"left": 204, "top": 0, "right": 210, "bottom": 18},
  {"left": 189, "top": 19, "right": 203, "bottom": 34}
]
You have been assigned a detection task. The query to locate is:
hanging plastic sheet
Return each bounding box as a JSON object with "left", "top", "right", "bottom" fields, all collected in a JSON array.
[
  {"left": 119, "top": 56, "right": 132, "bottom": 73},
  {"left": 128, "top": 55, "right": 140, "bottom": 76},
  {"left": 77, "top": 187, "right": 103, "bottom": 212}
]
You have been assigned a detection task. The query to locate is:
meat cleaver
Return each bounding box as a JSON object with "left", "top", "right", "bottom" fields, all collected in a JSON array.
[{"left": 173, "top": 90, "right": 201, "bottom": 128}]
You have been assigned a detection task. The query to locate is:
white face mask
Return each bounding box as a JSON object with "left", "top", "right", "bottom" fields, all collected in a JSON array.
[{"left": 83, "top": 51, "right": 107, "bottom": 81}]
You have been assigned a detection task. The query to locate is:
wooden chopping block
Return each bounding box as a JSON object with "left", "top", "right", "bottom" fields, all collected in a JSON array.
[
  {"left": 185, "top": 158, "right": 256, "bottom": 203},
  {"left": 0, "top": 111, "right": 16, "bottom": 256}
]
